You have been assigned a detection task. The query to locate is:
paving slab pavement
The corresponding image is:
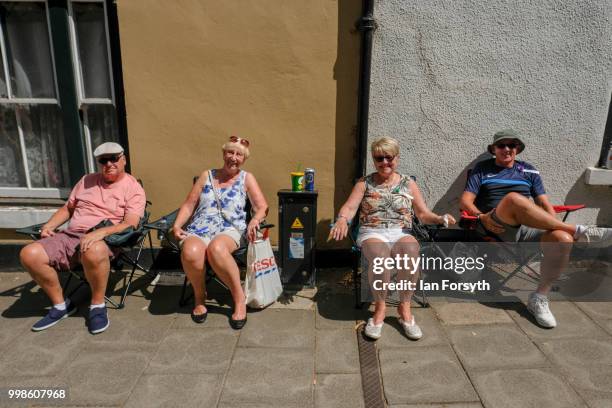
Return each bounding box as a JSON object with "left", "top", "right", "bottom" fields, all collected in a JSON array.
[
  {"left": 315, "top": 374, "right": 364, "bottom": 408},
  {"left": 447, "top": 324, "right": 549, "bottom": 371},
  {"left": 1, "top": 270, "right": 612, "bottom": 407},
  {"left": 470, "top": 368, "right": 587, "bottom": 408},
  {"left": 379, "top": 345, "right": 479, "bottom": 405}
]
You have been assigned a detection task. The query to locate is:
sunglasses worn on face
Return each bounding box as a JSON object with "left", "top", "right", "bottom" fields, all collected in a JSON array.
[
  {"left": 229, "top": 135, "right": 250, "bottom": 147},
  {"left": 374, "top": 155, "right": 395, "bottom": 163},
  {"left": 98, "top": 154, "right": 122, "bottom": 165},
  {"left": 495, "top": 142, "right": 518, "bottom": 150}
]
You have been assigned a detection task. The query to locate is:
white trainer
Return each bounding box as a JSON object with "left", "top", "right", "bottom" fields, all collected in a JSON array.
[
  {"left": 576, "top": 226, "right": 612, "bottom": 248},
  {"left": 527, "top": 292, "right": 557, "bottom": 328},
  {"left": 364, "top": 318, "right": 384, "bottom": 340},
  {"left": 398, "top": 316, "right": 423, "bottom": 340}
]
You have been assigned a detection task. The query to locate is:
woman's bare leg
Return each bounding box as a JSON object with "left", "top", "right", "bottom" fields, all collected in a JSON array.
[
  {"left": 180, "top": 237, "right": 208, "bottom": 315},
  {"left": 362, "top": 238, "right": 391, "bottom": 325},
  {"left": 207, "top": 235, "right": 245, "bottom": 320}
]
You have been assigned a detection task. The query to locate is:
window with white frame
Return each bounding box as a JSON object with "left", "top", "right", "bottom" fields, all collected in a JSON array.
[
  {"left": 0, "top": 0, "right": 122, "bottom": 198},
  {"left": 0, "top": 1, "right": 69, "bottom": 197},
  {"left": 68, "top": 0, "right": 119, "bottom": 173}
]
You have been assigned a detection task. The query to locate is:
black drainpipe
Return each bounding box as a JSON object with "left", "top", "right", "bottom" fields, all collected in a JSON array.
[
  {"left": 598, "top": 92, "right": 612, "bottom": 168},
  {"left": 355, "top": 0, "right": 377, "bottom": 178}
]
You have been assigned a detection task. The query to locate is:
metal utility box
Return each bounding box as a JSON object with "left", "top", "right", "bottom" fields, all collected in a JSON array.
[{"left": 277, "top": 190, "right": 317, "bottom": 287}]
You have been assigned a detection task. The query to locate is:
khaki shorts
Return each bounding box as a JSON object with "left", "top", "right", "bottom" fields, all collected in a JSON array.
[
  {"left": 180, "top": 228, "right": 245, "bottom": 249},
  {"left": 478, "top": 209, "right": 545, "bottom": 242}
]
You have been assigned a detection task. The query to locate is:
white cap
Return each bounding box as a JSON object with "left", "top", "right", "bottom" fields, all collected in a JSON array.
[{"left": 93, "top": 142, "right": 124, "bottom": 157}]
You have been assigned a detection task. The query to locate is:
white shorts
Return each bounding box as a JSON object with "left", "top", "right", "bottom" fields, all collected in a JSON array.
[
  {"left": 180, "top": 228, "right": 244, "bottom": 249},
  {"left": 356, "top": 228, "right": 414, "bottom": 247}
]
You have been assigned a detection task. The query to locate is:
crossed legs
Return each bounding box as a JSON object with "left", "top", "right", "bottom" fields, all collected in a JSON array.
[{"left": 493, "top": 192, "right": 574, "bottom": 296}]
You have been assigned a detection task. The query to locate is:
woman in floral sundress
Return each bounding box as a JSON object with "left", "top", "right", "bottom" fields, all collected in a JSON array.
[
  {"left": 172, "top": 136, "right": 267, "bottom": 329},
  {"left": 330, "top": 137, "right": 455, "bottom": 341}
]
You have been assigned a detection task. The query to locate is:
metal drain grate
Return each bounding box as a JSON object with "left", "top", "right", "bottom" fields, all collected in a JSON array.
[{"left": 356, "top": 323, "right": 386, "bottom": 408}]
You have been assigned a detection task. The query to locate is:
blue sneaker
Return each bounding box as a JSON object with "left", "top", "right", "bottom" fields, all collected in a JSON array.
[
  {"left": 31, "top": 301, "right": 77, "bottom": 332},
  {"left": 88, "top": 307, "right": 109, "bottom": 335}
]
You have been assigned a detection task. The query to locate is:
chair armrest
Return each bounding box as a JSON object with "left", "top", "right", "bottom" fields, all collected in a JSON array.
[
  {"left": 15, "top": 223, "right": 46, "bottom": 240},
  {"left": 104, "top": 227, "right": 141, "bottom": 248},
  {"left": 553, "top": 204, "right": 586, "bottom": 213},
  {"left": 459, "top": 210, "right": 479, "bottom": 230},
  {"left": 460, "top": 210, "right": 478, "bottom": 221},
  {"left": 145, "top": 209, "right": 179, "bottom": 232}
]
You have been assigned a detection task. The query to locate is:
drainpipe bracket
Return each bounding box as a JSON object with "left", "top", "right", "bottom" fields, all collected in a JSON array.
[{"left": 356, "top": 16, "right": 378, "bottom": 32}]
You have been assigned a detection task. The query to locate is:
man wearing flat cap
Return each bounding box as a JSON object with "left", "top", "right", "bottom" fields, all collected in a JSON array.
[
  {"left": 460, "top": 129, "right": 612, "bottom": 328},
  {"left": 20, "top": 142, "right": 146, "bottom": 334}
]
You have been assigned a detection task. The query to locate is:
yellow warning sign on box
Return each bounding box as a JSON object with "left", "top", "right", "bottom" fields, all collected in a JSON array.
[{"left": 291, "top": 217, "right": 304, "bottom": 229}]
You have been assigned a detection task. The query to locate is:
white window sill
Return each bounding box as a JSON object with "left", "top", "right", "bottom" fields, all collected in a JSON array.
[
  {"left": 0, "top": 207, "right": 57, "bottom": 229},
  {"left": 585, "top": 167, "right": 612, "bottom": 185}
]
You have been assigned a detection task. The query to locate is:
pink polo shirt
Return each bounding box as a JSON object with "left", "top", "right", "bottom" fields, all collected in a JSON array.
[{"left": 65, "top": 173, "right": 146, "bottom": 233}]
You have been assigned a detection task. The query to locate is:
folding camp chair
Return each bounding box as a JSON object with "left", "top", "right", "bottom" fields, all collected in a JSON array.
[
  {"left": 145, "top": 192, "right": 273, "bottom": 307},
  {"left": 349, "top": 176, "right": 436, "bottom": 309},
  {"left": 16, "top": 208, "right": 155, "bottom": 309},
  {"left": 458, "top": 205, "right": 585, "bottom": 292},
  {"left": 459, "top": 167, "right": 586, "bottom": 292}
]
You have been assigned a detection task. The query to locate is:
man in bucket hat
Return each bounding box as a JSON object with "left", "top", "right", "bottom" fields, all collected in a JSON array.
[
  {"left": 460, "top": 129, "right": 612, "bottom": 328},
  {"left": 19, "top": 142, "right": 146, "bottom": 335}
]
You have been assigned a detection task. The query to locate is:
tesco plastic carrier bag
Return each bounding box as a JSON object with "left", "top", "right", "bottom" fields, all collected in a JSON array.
[{"left": 244, "top": 229, "right": 283, "bottom": 308}]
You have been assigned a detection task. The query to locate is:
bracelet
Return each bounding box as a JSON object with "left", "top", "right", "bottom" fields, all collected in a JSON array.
[{"left": 336, "top": 215, "right": 351, "bottom": 225}]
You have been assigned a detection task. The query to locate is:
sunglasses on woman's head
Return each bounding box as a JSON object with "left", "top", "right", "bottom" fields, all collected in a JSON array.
[
  {"left": 374, "top": 155, "right": 395, "bottom": 163},
  {"left": 495, "top": 142, "right": 518, "bottom": 150},
  {"left": 229, "top": 135, "right": 250, "bottom": 147},
  {"left": 97, "top": 154, "right": 122, "bottom": 165}
]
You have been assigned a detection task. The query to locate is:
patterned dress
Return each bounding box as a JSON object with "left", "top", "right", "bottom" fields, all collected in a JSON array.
[
  {"left": 185, "top": 169, "right": 248, "bottom": 239},
  {"left": 359, "top": 173, "right": 414, "bottom": 229}
]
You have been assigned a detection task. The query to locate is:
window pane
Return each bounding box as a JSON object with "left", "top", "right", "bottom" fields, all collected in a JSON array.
[
  {"left": 72, "top": 2, "right": 111, "bottom": 99},
  {"left": 0, "top": 2, "right": 55, "bottom": 98},
  {"left": 86, "top": 104, "right": 119, "bottom": 168},
  {"left": 20, "top": 105, "right": 69, "bottom": 188},
  {"left": 0, "top": 105, "right": 26, "bottom": 186}
]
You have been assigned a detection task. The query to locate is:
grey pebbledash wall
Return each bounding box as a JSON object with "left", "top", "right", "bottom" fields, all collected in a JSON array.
[{"left": 367, "top": 0, "right": 612, "bottom": 225}]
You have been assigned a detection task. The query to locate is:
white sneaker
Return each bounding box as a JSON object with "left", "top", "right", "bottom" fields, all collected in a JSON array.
[
  {"left": 364, "top": 318, "right": 384, "bottom": 340},
  {"left": 398, "top": 316, "right": 423, "bottom": 340},
  {"left": 526, "top": 292, "right": 557, "bottom": 328},
  {"left": 576, "top": 226, "right": 612, "bottom": 248}
]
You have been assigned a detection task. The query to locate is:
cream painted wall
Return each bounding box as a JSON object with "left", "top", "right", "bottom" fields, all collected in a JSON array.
[{"left": 117, "top": 0, "right": 361, "bottom": 246}]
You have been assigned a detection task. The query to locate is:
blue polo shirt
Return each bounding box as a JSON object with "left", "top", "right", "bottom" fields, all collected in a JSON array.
[{"left": 465, "top": 159, "right": 546, "bottom": 213}]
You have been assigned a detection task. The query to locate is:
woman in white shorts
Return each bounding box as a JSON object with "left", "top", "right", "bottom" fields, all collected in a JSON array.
[
  {"left": 330, "top": 136, "right": 455, "bottom": 340},
  {"left": 172, "top": 136, "right": 267, "bottom": 329}
]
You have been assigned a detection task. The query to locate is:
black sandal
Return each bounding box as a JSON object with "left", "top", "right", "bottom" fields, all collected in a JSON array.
[
  {"left": 229, "top": 316, "right": 247, "bottom": 330},
  {"left": 191, "top": 310, "right": 208, "bottom": 324}
]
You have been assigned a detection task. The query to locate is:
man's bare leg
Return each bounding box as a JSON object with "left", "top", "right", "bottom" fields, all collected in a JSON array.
[
  {"left": 538, "top": 230, "right": 573, "bottom": 295},
  {"left": 81, "top": 241, "right": 111, "bottom": 305},
  {"left": 20, "top": 243, "right": 64, "bottom": 305},
  {"left": 494, "top": 193, "right": 576, "bottom": 235}
]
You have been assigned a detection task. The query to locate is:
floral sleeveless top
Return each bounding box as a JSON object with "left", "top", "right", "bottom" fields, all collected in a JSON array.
[
  {"left": 185, "top": 169, "right": 248, "bottom": 237},
  {"left": 359, "top": 173, "right": 414, "bottom": 229}
]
